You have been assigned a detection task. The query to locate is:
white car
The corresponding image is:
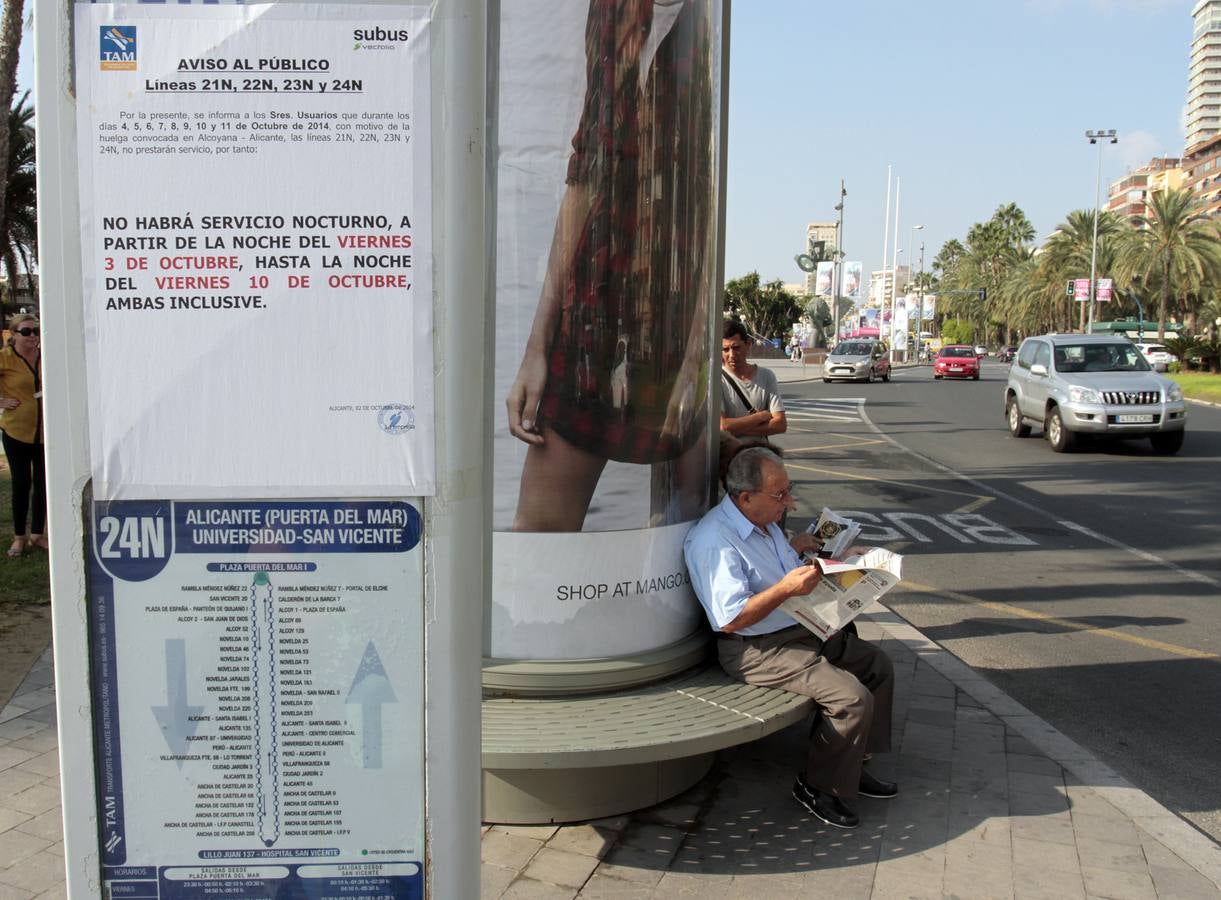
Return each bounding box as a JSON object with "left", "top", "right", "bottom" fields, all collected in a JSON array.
[
  {"left": 1133, "top": 342, "right": 1173, "bottom": 372},
  {"left": 974, "top": 345, "right": 988, "bottom": 357}
]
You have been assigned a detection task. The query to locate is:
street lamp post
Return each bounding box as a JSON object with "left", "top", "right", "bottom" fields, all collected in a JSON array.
[
  {"left": 832, "top": 179, "right": 846, "bottom": 343},
  {"left": 908, "top": 224, "right": 923, "bottom": 359},
  {"left": 1086, "top": 129, "right": 1117, "bottom": 333}
]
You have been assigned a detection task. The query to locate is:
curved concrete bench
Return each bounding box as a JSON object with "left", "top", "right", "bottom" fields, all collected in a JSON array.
[{"left": 482, "top": 660, "right": 815, "bottom": 824}]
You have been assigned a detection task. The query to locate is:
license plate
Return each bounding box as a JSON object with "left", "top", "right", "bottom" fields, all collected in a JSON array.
[
  {"left": 1117, "top": 414, "right": 1153, "bottom": 424},
  {"left": 949, "top": 367, "right": 961, "bottom": 371}
]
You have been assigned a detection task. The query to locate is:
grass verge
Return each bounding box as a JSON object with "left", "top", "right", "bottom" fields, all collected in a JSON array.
[
  {"left": 1169, "top": 372, "right": 1221, "bottom": 405},
  {"left": 0, "top": 469, "right": 51, "bottom": 607}
]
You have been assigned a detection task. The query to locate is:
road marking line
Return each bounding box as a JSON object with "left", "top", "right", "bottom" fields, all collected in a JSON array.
[
  {"left": 956, "top": 496, "right": 994, "bottom": 514},
  {"left": 784, "top": 439, "right": 887, "bottom": 454},
  {"left": 786, "top": 460, "right": 991, "bottom": 502},
  {"left": 902, "top": 580, "right": 1219, "bottom": 660},
  {"left": 856, "top": 404, "right": 1221, "bottom": 590}
]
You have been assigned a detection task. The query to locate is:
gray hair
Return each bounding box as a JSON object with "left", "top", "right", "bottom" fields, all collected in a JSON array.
[{"left": 725, "top": 447, "right": 783, "bottom": 496}]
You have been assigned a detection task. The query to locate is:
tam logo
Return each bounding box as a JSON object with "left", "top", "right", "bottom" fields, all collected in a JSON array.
[{"left": 100, "top": 25, "right": 137, "bottom": 71}]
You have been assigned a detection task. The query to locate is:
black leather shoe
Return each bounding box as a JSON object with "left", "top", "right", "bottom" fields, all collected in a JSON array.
[
  {"left": 792, "top": 776, "right": 859, "bottom": 829},
  {"left": 858, "top": 769, "right": 898, "bottom": 799}
]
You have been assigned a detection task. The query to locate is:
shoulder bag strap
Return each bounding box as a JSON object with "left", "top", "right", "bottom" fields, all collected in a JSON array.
[{"left": 721, "top": 368, "right": 757, "bottom": 414}]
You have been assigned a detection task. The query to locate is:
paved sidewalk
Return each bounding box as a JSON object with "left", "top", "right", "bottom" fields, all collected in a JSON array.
[
  {"left": 0, "top": 651, "right": 64, "bottom": 898},
  {"left": 0, "top": 614, "right": 1218, "bottom": 898},
  {"left": 480, "top": 613, "right": 1221, "bottom": 899}
]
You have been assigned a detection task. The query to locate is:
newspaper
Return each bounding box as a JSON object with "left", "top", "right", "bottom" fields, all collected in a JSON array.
[
  {"left": 780, "top": 547, "right": 903, "bottom": 640},
  {"left": 807, "top": 508, "right": 861, "bottom": 560}
]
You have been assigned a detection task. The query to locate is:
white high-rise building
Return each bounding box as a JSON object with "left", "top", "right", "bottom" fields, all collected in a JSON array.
[{"left": 1186, "top": 1, "right": 1221, "bottom": 152}]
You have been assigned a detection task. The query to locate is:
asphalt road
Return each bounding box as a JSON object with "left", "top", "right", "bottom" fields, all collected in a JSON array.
[{"left": 771, "top": 358, "right": 1221, "bottom": 843}]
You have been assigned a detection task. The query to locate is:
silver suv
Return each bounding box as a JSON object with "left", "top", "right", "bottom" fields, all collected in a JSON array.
[{"left": 1004, "top": 334, "right": 1187, "bottom": 454}]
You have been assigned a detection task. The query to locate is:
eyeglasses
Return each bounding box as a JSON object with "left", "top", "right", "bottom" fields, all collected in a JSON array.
[
  {"left": 755, "top": 485, "right": 793, "bottom": 502},
  {"left": 14, "top": 328, "right": 38, "bottom": 337}
]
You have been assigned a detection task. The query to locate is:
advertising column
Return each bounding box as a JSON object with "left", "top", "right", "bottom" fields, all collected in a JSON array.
[{"left": 490, "top": 0, "right": 723, "bottom": 663}]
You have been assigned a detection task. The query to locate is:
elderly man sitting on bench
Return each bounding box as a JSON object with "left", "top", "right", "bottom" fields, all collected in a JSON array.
[{"left": 683, "top": 447, "right": 897, "bottom": 829}]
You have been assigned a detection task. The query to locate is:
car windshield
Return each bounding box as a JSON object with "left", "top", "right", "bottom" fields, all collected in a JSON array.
[
  {"left": 940, "top": 347, "right": 974, "bottom": 358},
  {"left": 1144, "top": 345, "right": 1168, "bottom": 354},
  {"left": 834, "top": 342, "right": 873, "bottom": 356},
  {"left": 1052, "top": 343, "right": 1151, "bottom": 373}
]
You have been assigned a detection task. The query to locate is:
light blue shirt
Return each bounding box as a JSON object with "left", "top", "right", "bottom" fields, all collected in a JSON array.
[{"left": 683, "top": 494, "right": 802, "bottom": 636}]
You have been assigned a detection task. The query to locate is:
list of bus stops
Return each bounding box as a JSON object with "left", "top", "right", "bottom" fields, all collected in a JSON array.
[
  {"left": 88, "top": 500, "right": 424, "bottom": 899},
  {"left": 76, "top": 3, "right": 435, "bottom": 499}
]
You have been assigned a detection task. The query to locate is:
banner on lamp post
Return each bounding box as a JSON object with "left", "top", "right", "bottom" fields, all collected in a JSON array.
[
  {"left": 1074, "top": 278, "right": 1091, "bottom": 301},
  {"left": 815, "top": 261, "right": 834, "bottom": 297},
  {"left": 843, "top": 261, "right": 862, "bottom": 299},
  {"left": 1096, "top": 278, "right": 1113, "bottom": 302}
]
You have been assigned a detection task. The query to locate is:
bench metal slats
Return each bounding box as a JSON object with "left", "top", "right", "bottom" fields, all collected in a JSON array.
[{"left": 482, "top": 663, "right": 814, "bottom": 769}]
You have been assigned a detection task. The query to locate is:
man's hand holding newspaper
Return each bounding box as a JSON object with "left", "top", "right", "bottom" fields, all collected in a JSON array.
[{"left": 781, "top": 510, "right": 903, "bottom": 640}]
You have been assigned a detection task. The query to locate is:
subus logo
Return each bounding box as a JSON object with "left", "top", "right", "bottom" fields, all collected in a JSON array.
[
  {"left": 353, "top": 27, "right": 410, "bottom": 43},
  {"left": 100, "top": 25, "right": 137, "bottom": 71}
]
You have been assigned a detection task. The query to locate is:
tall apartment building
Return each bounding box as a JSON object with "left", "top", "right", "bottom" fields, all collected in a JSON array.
[
  {"left": 1106, "top": 158, "right": 1184, "bottom": 222},
  {"left": 1186, "top": 1, "right": 1221, "bottom": 149},
  {"left": 868, "top": 265, "right": 911, "bottom": 308},
  {"left": 803, "top": 221, "right": 838, "bottom": 295},
  {"left": 1184, "top": 1, "right": 1221, "bottom": 215}
]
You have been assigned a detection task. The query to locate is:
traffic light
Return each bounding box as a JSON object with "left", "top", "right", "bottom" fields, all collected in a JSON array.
[{"left": 978, "top": 288, "right": 987, "bottom": 302}]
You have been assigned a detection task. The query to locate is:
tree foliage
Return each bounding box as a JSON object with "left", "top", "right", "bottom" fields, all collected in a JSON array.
[
  {"left": 0, "top": 91, "right": 34, "bottom": 313},
  {"left": 0, "top": 0, "right": 25, "bottom": 242},
  {"left": 723, "top": 271, "right": 801, "bottom": 341},
  {"left": 927, "top": 190, "right": 1221, "bottom": 346},
  {"left": 1117, "top": 187, "right": 1221, "bottom": 340}
]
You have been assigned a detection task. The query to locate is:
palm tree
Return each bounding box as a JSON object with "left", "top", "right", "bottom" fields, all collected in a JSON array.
[
  {"left": 0, "top": 91, "right": 35, "bottom": 313},
  {"left": 1042, "top": 209, "right": 1129, "bottom": 329},
  {"left": 0, "top": 0, "right": 25, "bottom": 238},
  {"left": 1119, "top": 188, "right": 1221, "bottom": 340}
]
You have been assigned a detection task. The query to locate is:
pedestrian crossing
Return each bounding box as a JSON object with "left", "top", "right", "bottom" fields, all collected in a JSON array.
[{"left": 782, "top": 397, "right": 866, "bottom": 423}]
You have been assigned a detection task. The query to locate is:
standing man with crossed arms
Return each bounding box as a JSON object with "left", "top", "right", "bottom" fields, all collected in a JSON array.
[{"left": 719, "top": 321, "right": 786, "bottom": 446}]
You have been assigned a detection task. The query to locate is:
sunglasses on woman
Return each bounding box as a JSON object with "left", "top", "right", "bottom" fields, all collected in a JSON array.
[{"left": 14, "top": 328, "right": 38, "bottom": 337}]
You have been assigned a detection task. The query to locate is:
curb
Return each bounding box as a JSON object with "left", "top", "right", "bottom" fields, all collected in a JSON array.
[{"left": 866, "top": 605, "right": 1221, "bottom": 888}]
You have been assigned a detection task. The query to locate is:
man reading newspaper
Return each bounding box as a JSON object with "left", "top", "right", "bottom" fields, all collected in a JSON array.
[{"left": 683, "top": 447, "right": 896, "bottom": 829}]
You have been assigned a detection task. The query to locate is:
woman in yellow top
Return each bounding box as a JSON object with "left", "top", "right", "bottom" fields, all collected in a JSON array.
[{"left": 0, "top": 314, "right": 45, "bottom": 557}]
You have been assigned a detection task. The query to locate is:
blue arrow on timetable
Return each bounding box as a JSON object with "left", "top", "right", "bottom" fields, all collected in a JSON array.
[
  {"left": 345, "top": 641, "right": 397, "bottom": 769},
  {"left": 152, "top": 639, "right": 204, "bottom": 766}
]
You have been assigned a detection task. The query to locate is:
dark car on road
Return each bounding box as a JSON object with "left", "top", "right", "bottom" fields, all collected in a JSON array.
[{"left": 999, "top": 346, "right": 1018, "bottom": 363}]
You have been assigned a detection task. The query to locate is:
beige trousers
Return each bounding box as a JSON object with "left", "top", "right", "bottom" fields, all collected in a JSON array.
[{"left": 718, "top": 624, "right": 894, "bottom": 799}]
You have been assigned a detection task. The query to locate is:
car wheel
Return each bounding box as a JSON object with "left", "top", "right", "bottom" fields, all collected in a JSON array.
[
  {"left": 882, "top": 370, "right": 890, "bottom": 382},
  {"left": 1045, "top": 407, "right": 1076, "bottom": 452},
  {"left": 867, "top": 368, "right": 876, "bottom": 383},
  {"left": 823, "top": 378, "right": 832, "bottom": 383},
  {"left": 973, "top": 373, "right": 980, "bottom": 380},
  {"left": 1150, "top": 431, "right": 1185, "bottom": 455},
  {"left": 1007, "top": 398, "right": 1031, "bottom": 437}
]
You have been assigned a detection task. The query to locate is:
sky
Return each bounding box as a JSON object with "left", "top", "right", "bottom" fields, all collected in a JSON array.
[
  {"left": 13, "top": 0, "right": 1195, "bottom": 291},
  {"left": 725, "top": 0, "right": 1194, "bottom": 289}
]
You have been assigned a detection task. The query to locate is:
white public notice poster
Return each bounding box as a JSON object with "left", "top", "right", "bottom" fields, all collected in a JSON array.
[
  {"left": 76, "top": 4, "right": 434, "bottom": 499},
  {"left": 86, "top": 499, "right": 424, "bottom": 899}
]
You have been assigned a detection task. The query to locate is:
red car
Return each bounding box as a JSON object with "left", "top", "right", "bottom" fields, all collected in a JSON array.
[{"left": 933, "top": 345, "right": 980, "bottom": 380}]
